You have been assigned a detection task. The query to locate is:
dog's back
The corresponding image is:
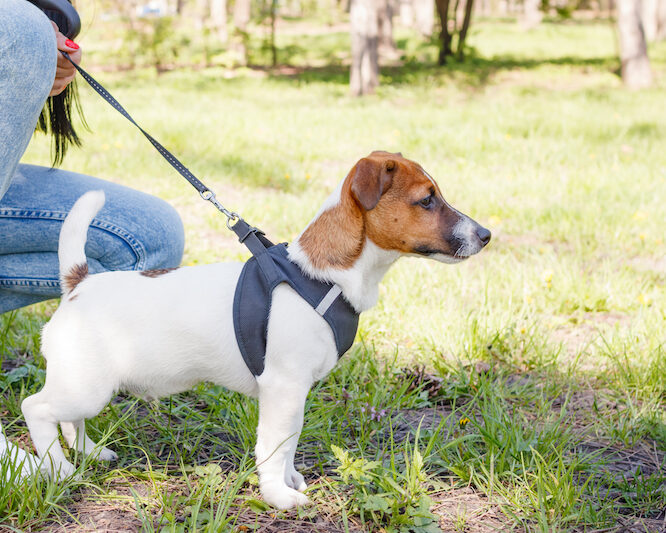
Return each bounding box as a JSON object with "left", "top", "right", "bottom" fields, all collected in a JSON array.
[{"left": 42, "top": 193, "right": 259, "bottom": 398}]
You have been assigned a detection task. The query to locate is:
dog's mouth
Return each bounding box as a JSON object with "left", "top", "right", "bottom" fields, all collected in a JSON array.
[{"left": 412, "top": 245, "right": 469, "bottom": 263}]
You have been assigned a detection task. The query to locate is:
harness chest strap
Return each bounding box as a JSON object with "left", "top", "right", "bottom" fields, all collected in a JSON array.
[{"left": 230, "top": 220, "right": 359, "bottom": 377}]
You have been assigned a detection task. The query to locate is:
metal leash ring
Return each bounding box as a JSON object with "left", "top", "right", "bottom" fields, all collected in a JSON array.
[{"left": 199, "top": 190, "right": 241, "bottom": 228}]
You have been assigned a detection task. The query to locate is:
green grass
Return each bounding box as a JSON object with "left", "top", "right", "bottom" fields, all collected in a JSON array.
[{"left": 1, "top": 15, "right": 665, "bottom": 532}]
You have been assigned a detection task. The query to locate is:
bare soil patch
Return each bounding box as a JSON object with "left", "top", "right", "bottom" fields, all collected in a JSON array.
[{"left": 433, "top": 487, "right": 513, "bottom": 532}]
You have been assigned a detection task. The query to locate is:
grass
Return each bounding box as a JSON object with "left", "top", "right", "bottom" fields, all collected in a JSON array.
[{"left": 1, "top": 14, "right": 665, "bottom": 532}]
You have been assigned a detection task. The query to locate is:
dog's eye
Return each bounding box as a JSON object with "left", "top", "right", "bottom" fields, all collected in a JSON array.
[{"left": 419, "top": 195, "right": 433, "bottom": 208}]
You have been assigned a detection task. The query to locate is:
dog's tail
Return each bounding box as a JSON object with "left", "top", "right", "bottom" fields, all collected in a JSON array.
[{"left": 58, "top": 190, "right": 105, "bottom": 295}]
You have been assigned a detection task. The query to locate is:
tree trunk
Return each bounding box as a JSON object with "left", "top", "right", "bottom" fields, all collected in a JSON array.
[
  {"left": 456, "top": 0, "right": 474, "bottom": 58},
  {"left": 399, "top": 0, "right": 415, "bottom": 27},
  {"left": 452, "top": 0, "right": 461, "bottom": 29},
  {"left": 196, "top": 0, "right": 208, "bottom": 32},
  {"left": 521, "top": 0, "right": 543, "bottom": 29},
  {"left": 618, "top": 0, "right": 653, "bottom": 88},
  {"left": 270, "top": 0, "right": 278, "bottom": 66},
  {"left": 435, "top": 0, "right": 452, "bottom": 64},
  {"left": 413, "top": 0, "right": 435, "bottom": 36},
  {"left": 378, "top": 0, "right": 399, "bottom": 59},
  {"left": 211, "top": 0, "right": 228, "bottom": 43},
  {"left": 350, "top": 0, "right": 380, "bottom": 96},
  {"left": 233, "top": 0, "right": 251, "bottom": 65},
  {"left": 642, "top": 0, "right": 658, "bottom": 40},
  {"left": 658, "top": 0, "right": 666, "bottom": 39},
  {"left": 645, "top": 0, "right": 666, "bottom": 39}
]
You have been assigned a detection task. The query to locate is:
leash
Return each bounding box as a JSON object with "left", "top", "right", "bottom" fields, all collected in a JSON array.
[{"left": 60, "top": 52, "right": 274, "bottom": 253}]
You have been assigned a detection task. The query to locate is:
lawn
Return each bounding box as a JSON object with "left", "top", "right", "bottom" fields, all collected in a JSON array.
[{"left": 1, "top": 15, "right": 665, "bottom": 532}]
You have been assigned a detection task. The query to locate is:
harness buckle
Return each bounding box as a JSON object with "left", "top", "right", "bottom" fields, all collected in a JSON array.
[{"left": 238, "top": 226, "right": 265, "bottom": 243}]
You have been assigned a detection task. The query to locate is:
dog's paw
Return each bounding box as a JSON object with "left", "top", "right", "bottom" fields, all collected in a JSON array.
[
  {"left": 95, "top": 446, "right": 118, "bottom": 462},
  {"left": 285, "top": 468, "right": 307, "bottom": 492},
  {"left": 43, "top": 461, "right": 76, "bottom": 481},
  {"left": 262, "top": 485, "right": 310, "bottom": 509}
]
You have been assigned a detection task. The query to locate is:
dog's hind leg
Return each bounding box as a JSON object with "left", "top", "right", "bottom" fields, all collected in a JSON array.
[
  {"left": 21, "top": 392, "right": 75, "bottom": 479},
  {"left": 60, "top": 420, "right": 118, "bottom": 462},
  {"left": 22, "top": 365, "right": 114, "bottom": 480}
]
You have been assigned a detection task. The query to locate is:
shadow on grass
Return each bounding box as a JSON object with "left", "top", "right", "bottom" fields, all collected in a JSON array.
[{"left": 256, "top": 53, "right": 620, "bottom": 89}]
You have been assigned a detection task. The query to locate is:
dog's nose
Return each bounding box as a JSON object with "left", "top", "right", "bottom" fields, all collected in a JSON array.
[{"left": 476, "top": 226, "right": 491, "bottom": 246}]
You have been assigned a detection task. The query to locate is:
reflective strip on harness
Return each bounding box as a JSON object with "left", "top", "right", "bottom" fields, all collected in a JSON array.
[{"left": 315, "top": 285, "right": 342, "bottom": 316}]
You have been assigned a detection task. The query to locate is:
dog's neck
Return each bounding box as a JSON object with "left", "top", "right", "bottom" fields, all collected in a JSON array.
[{"left": 288, "top": 182, "right": 400, "bottom": 313}]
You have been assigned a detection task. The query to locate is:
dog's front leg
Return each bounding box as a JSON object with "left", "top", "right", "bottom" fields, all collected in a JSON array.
[
  {"left": 284, "top": 433, "right": 307, "bottom": 492},
  {"left": 255, "top": 378, "right": 310, "bottom": 509}
]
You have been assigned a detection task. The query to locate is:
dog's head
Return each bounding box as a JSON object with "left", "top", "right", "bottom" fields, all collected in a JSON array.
[
  {"left": 349, "top": 151, "right": 490, "bottom": 263},
  {"left": 297, "top": 151, "right": 490, "bottom": 271}
]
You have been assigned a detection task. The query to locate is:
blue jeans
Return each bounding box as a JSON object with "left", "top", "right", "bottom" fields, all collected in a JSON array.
[{"left": 0, "top": 0, "right": 184, "bottom": 314}]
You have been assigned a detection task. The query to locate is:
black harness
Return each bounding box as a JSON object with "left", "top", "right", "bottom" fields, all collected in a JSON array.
[{"left": 231, "top": 220, "right": 359, "bottom": 376}]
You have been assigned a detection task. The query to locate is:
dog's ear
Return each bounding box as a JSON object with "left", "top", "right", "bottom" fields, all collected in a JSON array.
[
  {"left": 369, "top": 150, "right": 402, "bottom": 158},
  {"left": 350, "top": 157, "right": 396, "bottom": 211}
]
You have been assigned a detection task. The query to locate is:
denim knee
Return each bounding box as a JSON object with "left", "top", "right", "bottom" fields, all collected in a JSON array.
[
  {"left": 91, "top": 194, "right": 184, "bottom": 272},
  {"left": 133, "top": 195, "right": 185, "bottom": 271}
]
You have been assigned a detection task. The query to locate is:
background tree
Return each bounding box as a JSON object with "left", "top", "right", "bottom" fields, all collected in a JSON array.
[
  {"left": 457, "top": 0, "right": 474, "bottom": 59},
  {"left": 378, "top": 0, "right": 399, "bottom": 59},
  {"left": 642, "top": 0, "right": 666, "bottom": 40},
  {"left": 211, "top": 0, "right": 229, "bottom": 43},
  {"left": 522, "top": 0, "right": 543, "bottom": 29},
  {"left": 618, "top": 0, "right": 653, "bottom": 87},
  {"left": 233, "top": 0, "right": 252, "bottom": 65},
  {"left": 435, "top": 0, "right": 452, "bottom": 64},
  {"left": 399, "top": 0, "right": 434, "bottom": 36},
  {"left": 436, "top": 0, "right": 476, "bottom": 63},
  {"left": 350, "top": 0, "right": 380, "bottom": 95},
  {"left": 413, "top": 0, "right": 435, "bottom": 35}
]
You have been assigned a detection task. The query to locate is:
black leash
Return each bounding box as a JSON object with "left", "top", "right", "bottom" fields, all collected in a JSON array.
[{"left": 60, "top": 52, "right": 272, "bottom": 251}]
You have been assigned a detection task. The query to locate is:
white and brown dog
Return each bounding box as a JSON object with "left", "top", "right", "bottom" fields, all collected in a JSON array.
[{"left": 21, "top": 151, "right": 490, "bottom": 509}]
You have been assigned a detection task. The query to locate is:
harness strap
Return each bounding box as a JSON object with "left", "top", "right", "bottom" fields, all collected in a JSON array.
[
  {"left": 230, "top": 219, "right": 275, "bottom": 255},
  {"left": 230, "top": 219, "right": 282, "bottom": 284}
]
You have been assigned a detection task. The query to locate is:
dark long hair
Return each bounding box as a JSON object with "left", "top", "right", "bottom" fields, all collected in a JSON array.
[
  {"left": 34, "top": 0, "right": 86, "bottom": 166},
  {"left": 35, "top": 80, "right": 86, "bottom": 166}
]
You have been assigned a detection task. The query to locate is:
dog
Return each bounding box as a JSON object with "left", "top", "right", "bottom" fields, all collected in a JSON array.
[{"left": 21, "top": 151, "right": 490, "bottom": 509}]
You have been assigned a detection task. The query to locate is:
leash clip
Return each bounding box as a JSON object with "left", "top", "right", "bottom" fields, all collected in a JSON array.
[{"left": 200, "top": 189, "right": 240, "bottom": 229}]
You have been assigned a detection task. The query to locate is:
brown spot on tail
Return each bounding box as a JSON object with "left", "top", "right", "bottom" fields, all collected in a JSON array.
[
  {"left": 140, "top": 267, "right": 178, "bottom": 278},
  {"left": 63, "top": 263, "right": 89, "bottom": 293}
]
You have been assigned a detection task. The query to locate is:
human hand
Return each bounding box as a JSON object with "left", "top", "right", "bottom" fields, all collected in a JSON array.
[{"left": 50, "top": 21, "right": 82, "bottom": 96}]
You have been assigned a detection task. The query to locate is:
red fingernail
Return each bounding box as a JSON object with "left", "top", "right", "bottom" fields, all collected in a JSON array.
[{"left": 65, "top": 39, "right": 79, "bottom": 50}]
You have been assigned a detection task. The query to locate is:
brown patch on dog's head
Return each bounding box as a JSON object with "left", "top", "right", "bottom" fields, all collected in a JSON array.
[
  {"left": 357, "top": 151, "right": 462, "bottom": 256},
  {"left": 140, "top": 267, "right": 178, "bottom": 278},
  {"left": 62, "top": 263, "right": 89, "bottom": 293},
  {"left": 298, "top": 151, "right": 490, "bottom": 269}
]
